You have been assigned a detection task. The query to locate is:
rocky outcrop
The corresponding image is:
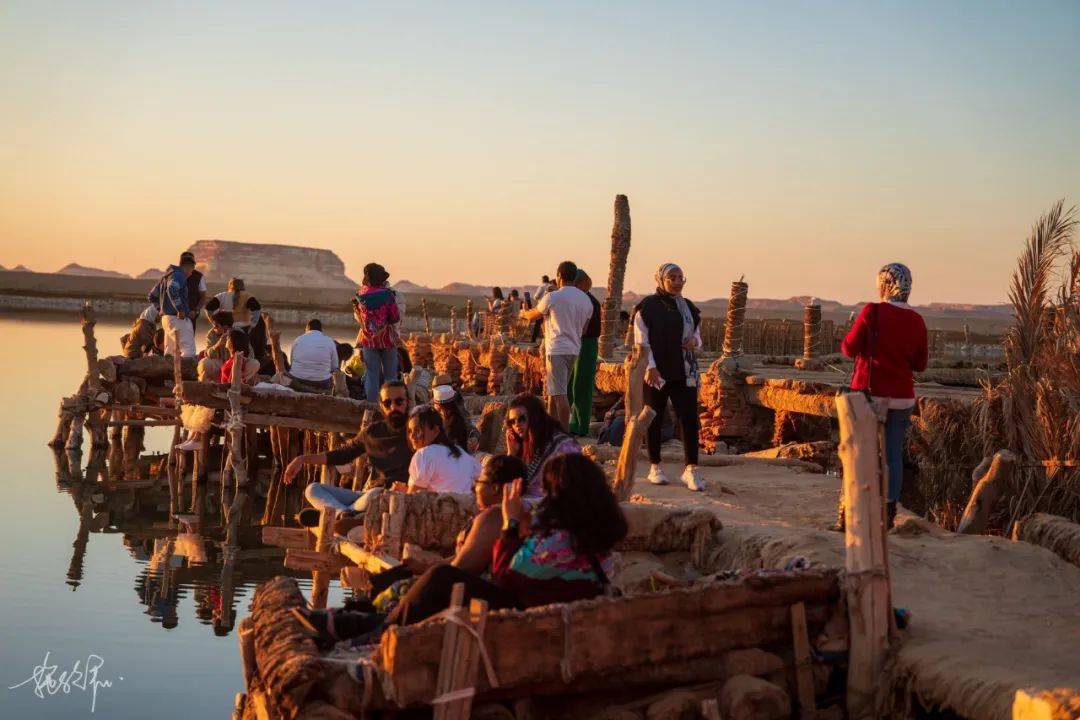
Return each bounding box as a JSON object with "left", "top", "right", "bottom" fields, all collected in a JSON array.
[
  {"left": 56, "top": 263, "right": 130, "bottom": 279},
  {"left": 186, "top": 240, "right": 355, "bottom": 289}
]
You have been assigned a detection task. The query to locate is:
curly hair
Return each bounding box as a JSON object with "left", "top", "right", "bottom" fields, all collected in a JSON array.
[{"left": 534, "top": 454, "right": 627, "bottom": 556}]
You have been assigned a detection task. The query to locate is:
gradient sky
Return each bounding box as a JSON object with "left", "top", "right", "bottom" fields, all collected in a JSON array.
[{"left": 2, "top": 1, "right": 1078, "bottom": 304}]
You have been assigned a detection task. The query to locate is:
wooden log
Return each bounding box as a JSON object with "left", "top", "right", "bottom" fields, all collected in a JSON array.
[
  {"left": 337, "top": 539, "right": 398, "bottom": 573},
  {"left": 285, "top": 549, "right": 347, "bottom": 573},
  {"left": 835, "top": 392, "right": 890, "bottom": 720},
  {"left": 1012, "top": 512, "right": 1080, "bottom": 568},
  {"left": 599, "top": 194, "right": 632, "bottom": 359},
  {"left": 585, "top": 443, "right": 824, "bottom": 473},
  {"left": 721, "top": 280, "right": 749, "bottom": 363},
  {"left": 445, "top": 598, "right": 489, "bottom": 720},
  {"left": 180, "top": 380, "right": 376, "bottom": 426},
  {"left": 789, "top": 602, "right": 817, "bottom": 718},
  {"left": 956, "top": 450, "right": 1017, "bottom": 535},
  {"left": 310, "top": 506, "right": 338, "bottom": 609},
  {"left": 745, "top": 382, "right": 837, "bottom": 418},
  {"left": 261, "top": 526, "right": 314, "bottom": 550},
  {"left": 111, "top": 354, "right": 198, "bottom": 381},
  {"left": 380, "top": 570, "right": 840, "bottom": 707},
  {"left": 613, "top": 406, "right": 656, "bottom": 501}
]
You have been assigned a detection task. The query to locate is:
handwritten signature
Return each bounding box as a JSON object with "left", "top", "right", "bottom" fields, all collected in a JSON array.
[{"left": 8, "top": 652, "right": 122, "bottom": 713}]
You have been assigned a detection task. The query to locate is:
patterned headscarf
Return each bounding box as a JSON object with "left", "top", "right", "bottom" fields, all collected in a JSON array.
[
  {"left": 655, "top": 263, "right": 683, "bottom": 291},
  {"left": 877, "top": 263, "right": 912, "bottom": 302}
]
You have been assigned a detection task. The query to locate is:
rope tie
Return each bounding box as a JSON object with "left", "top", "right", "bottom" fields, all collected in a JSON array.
[{"left": 433, "top": 605, "right": 500, "bottom": 690}]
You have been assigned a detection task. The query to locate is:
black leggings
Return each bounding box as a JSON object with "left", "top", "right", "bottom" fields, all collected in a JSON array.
[
  {"left": 385, "top": 564, "right": 520, "bottom": 627},
  {"left": 643, "top": 380, "right": 699, "bottom": 466}
]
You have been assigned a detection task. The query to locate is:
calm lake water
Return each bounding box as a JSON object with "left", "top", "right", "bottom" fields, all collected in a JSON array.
[{"left": 0, "top": 314, "right": 349, "bottom": 720}]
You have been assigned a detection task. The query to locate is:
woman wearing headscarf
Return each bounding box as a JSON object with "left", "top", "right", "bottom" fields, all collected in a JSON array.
[
  {"left": 837, "top": 263, "right": 928, "bottom": 529},
  {"left": 633, "top": 263, "right": 704, "bottom": 492},
  {"left": 353, "top": 262, "right": 401, "bottom": 401}
]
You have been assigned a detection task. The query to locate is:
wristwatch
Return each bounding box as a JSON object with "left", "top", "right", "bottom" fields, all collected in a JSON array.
[{"left": 503, "top": 518, "right": 520, "bottom": 534}]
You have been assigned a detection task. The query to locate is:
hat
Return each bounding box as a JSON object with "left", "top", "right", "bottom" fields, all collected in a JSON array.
[{"left": 432, "top": 385, "right": 457, "bottom": 404}]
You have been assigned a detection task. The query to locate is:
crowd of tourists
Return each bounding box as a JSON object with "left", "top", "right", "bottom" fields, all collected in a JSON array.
[{"left": 126, "top": 248, "right": 927, "bottom": 640}]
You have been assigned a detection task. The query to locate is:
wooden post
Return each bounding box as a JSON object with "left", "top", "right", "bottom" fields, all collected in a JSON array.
[
  {"left": 612, "top": 346, "right": 654, "bottom": 501},
  {"left": 836, "top": 391, "right": 890, "bottom": 719},
  {"left": 78, "top": 302, "right": 110, "bottom": 448},
  {"left": 795, "top": 300, "right": 824, "bottom": 370},
  {"left": 790, "top": 602, "right": 817, "bottom": 718},
  {"left": 449, "top": 307, "right": 458, "bottom": 337},
  {"left": 599, "top": 194, "right": 631, "bottom": 359},
  {"left": 320, "top": 433, "right": 339, "bottom": 486},
  {"left": 721, "top": 279, "right": 749, "bottom": 364},
  {"left": 421, "top": 298, "right": 432, "bottom": 334},
  {"left": 465, "top": 299, "right": 474, "bottom": 339},
  {"left": 433, "top": 583, "right": 467, "bottom": 720},
  {"left": 310, "top": 506, "right": 338, "bottom": 609},
  {"left": 264, "top": 313, "right": 287, "bottom": 383}
]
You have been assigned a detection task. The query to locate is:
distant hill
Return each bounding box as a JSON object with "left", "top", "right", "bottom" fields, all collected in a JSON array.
[
  {"left": 136, "top": 268, "right": 164, "bottom": 280},
  {"left": 56, "top": 263, "right": 130, "bottom": 279}
]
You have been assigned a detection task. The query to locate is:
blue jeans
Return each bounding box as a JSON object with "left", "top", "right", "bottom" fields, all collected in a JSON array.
[
  {"left": 304, "top": 483, "right": 383, "bottom": 514},
  {"left": 361, "top": 347, "right": 399, "bottom": 401},
  {"left": 884, "top": 407, "right": 913, "bottom": 502}
]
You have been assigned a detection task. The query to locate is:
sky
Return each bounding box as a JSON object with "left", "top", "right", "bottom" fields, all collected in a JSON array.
[{"left": 1, "top": 1, "right": 1078, "bottom": 304}]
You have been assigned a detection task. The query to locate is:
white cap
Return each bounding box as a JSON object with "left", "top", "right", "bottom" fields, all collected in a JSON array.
[{"left": 432, "top": 385, "right": 456, "bottom": 404}]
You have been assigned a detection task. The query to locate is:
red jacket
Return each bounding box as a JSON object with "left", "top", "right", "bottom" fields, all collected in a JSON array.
[{"left": 841, "top": 302, "right": 928, "bottom": 399}]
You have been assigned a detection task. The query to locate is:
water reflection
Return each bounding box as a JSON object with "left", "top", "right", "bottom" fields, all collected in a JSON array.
[{"left": 51, "top": 445, "right": 311, "bottom": 637}]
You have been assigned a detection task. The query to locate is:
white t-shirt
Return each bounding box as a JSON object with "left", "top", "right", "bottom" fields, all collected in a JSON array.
[
  {"left": 408, "top": 444, "right": 481, "bottom": 495},
  {"left": 537, "top": 286, "right": 593, "bottom": 356},
  {"left": 289, "top": 330, "right": 339, "bottom": 382}
]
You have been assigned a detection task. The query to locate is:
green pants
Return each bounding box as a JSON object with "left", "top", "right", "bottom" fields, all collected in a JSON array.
[{"left": 568, "top": 337, "right": 599, "bottom": 435}]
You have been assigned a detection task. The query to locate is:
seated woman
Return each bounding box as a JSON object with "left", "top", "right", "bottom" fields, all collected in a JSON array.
[
  {"left": 504, "top": 393, "right": 580, "bottom": 498},
  {"left": 405, "top": 406, "right": 481, "bottom": 495},
  {"left": 296, "top": 454, "right": 626, "bottom": 642}
]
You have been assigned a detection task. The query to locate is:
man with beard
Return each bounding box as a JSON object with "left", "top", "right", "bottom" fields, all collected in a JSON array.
[{"left": 283, "top": 381, "right": 412, "bottom": 525}]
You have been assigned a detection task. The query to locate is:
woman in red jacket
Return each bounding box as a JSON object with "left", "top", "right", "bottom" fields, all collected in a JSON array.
[{"left": 839, "top": 263, "right": 928, "bottom": 528}]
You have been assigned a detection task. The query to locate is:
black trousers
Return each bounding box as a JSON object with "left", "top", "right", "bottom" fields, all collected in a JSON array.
[
  {"left": 643, "top": 379, "right": 700, "bottom": 466},
  {"left": 385, "top": 564, "right": 520, "bottom": 627}
]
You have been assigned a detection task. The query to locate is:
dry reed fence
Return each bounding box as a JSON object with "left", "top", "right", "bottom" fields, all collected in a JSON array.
[{"left": 910, "top": 200, "right": 1079, "bottom": 530}]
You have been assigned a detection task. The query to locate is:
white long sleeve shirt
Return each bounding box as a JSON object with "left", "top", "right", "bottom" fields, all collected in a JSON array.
[
  {"left": 289, "top": 330, "right": 339, "bottom": 382},
  {"left": 632, "top": 311, "right": 702, "bottom": 371}
]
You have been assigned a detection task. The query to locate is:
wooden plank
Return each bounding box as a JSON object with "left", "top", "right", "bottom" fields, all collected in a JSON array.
[
  {"left": 261, "top": 526, "right": 314, "bottom": 550},
  {"left": 433, "top": 583, "right": 467, "bottom": 720},
  {"left": 745, "top": 383, "right": 837, "bottom": 418},
  {"left": 242, "top": 412, "right": 358, "bottom": 435},
  {"left": 790, "top": 602, "right": 817, "bottom": 718},
  {"left": 338, "top": 539, "right": 399, "bottom": 573},
  {"left": 284, "top": 549, "right": 346, "bottom": 573},
  {"left": 836, "top": 392, "right": 890, "bottom": 719},
  {"left": 310, "top": 507, "right": 338, "bottom": 609}
]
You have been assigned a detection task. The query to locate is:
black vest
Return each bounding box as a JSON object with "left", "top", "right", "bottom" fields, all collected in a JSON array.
[{"left": 636, "top": 293, "right": 700, "bottom": 383}]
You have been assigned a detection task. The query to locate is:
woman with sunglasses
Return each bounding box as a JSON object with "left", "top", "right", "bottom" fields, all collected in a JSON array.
[
  {"left": 633, "top": 262, "right": 704, "bottom": 492},
  {"left": 504, "top": 393, "right": 580, "bottom": 499}
]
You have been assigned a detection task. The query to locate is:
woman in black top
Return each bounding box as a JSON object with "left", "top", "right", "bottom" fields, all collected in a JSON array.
[{"left": 632, "top": 263, "right": 704, "bottom": 492}]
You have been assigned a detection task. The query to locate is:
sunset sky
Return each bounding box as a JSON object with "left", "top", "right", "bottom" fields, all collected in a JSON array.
[{"left": 2, "top": 1, "right": 1078, "bottom": 304}]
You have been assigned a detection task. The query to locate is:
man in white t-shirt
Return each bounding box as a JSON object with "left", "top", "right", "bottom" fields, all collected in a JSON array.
[
  {"left": 286, "top": 318, "right": 339, "bottom": 393},
  {"left": 519, "top": 260, "right": 593, "bottom": 429}
]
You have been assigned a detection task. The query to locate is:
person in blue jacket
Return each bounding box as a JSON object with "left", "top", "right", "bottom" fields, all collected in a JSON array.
[{"left": 148, "top": 254, "right": 197, "bottom": 357}]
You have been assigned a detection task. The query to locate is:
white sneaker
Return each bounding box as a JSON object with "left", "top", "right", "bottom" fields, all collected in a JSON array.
[
  {"left": 175, "top": 438, "right": 200, "bottom": 452},
  {"left": 647, "top": 464, "right": 669, "bottom": 485},
  {"left": 681, "top": 465, "right": 704, "bottom": 491}
]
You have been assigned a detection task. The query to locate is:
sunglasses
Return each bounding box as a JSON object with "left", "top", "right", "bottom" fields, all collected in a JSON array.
[
  {"left": 507, "top": 413, "right": 528, "bottom": 427},
  {"left": 381, "top": 397, "right": 407, "bottom": 408}
]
